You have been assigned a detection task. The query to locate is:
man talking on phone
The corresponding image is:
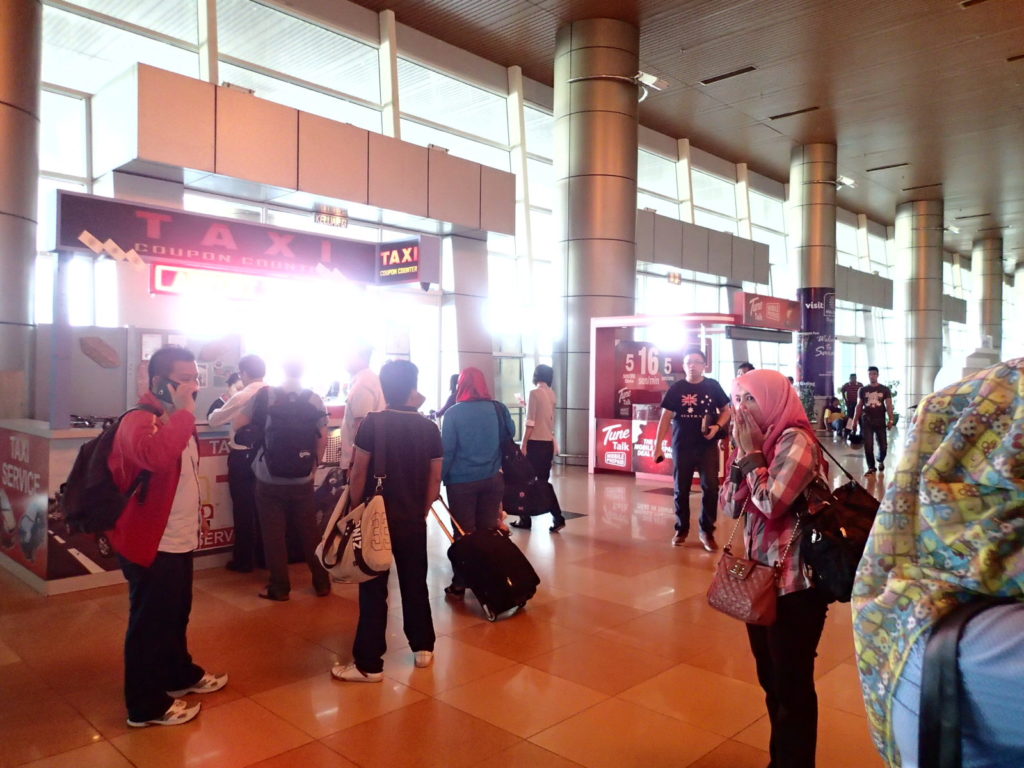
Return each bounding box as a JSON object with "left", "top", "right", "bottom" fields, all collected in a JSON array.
[
  {"left": 654, "top": 348, "right": 731, "bottom": 550},
  {"left": 109, "top": 345, "right": 227, "bottom": 727}
]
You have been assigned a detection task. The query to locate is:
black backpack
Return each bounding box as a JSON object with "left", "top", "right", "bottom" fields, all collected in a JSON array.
[
  {"left": 60, "top": 404, "right": 161, "bottom": 535},
  {"left": 254, "top": 387, "right": 323, "bottom": 478}
]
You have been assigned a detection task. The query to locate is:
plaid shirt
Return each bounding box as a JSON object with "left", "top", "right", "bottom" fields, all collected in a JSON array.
[{"left": 720, "top": 427, "right": 823, "bottom": 595}]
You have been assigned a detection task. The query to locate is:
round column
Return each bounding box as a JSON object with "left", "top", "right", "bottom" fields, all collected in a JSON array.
[
  {"left": 554, "top": 18, "right": 639, "bottom": 464},
  {"left": 790, "top": 144, "right": 837, "bottom": 404},
  {"left": 973, "top": 237, "right": 1003, "bottom": 356},
  {"left": 0, "top": 0, "right": 41, "bottom": 417},
  {"left": 896, "top": 200, "right": 944, "bottom": 409}
]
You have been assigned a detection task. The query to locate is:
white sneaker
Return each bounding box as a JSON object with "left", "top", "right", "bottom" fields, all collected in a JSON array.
[
  {"left": 167, "top": 672, "right": 228, "bottom": 697},
  {"left": 331, "top": 663, "right": 383, "bottom": 683},
  {"left": 127, "top": 698, "right": 201, "bottom": 728},
  {"left": 414, "top": 651, "right": 434, "bottom": 668}
]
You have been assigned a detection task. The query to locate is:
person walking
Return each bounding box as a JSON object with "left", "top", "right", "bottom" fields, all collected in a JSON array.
[
  {"left": 840, "top": 373, "right": 861, "bottom": 422},
  {"left": 721, "top": 368, "right": 829, "bottom": 768},
  {"left": 512, "top": 364, "right": 566, "bottom": 532},
  {"left": 109, "top": 345, "right": 227, "bottom": 727},
  {"left": 332, "top": 360, "right": 443, "bottom": 682},
  {"left": 439, "top": 367, "right": 514, "bottom": 597},
  {"left": 654, "top": 348, "right": 731, "bottom": 550},
  {"left": 852, "top": 365, "right": 895, "bottom": 474}
]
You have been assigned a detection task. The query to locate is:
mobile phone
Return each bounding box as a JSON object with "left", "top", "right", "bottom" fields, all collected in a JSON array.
[{"left": 153, "top": 376, "right": 177, "bottom": 403}]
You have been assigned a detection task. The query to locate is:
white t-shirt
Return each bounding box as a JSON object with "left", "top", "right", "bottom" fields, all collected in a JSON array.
[
  {"left": 341, "top": 368, "right": 384, "bottom": 466},
  {"left": 158, "top": 436, "right": 201, "bottom": 553}
]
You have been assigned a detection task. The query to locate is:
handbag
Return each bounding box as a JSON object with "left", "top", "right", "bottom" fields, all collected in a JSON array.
[
  {"left": 800, "top": 438, "right": 880, "bottom": 603},
  {"left": 706, "top": 501, "right": 800, "bottom": 626},
  {"left": 315, "top": 413, "right": 392, "bottom": 583},
  {"left": 492, "top": 401, "right": 537, "bottom": 487}
]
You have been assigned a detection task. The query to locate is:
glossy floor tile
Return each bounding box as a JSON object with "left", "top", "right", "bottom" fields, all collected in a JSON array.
[{"left": 0, "top": 434, "right": 895, "bottom": 767}]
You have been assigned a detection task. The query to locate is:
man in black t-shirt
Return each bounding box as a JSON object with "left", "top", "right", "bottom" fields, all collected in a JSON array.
[
  {"left": 853, "top": 365, "right": 894, "bottom": 474},
  {"left": 840, "top": 373, "right": 862, "bottom": 421},
  {"left": 331, "top": 360, "right": 443, "bottom": 684},
  {"left": 654, "top": 348, "right": 731, "bottom": 550}
]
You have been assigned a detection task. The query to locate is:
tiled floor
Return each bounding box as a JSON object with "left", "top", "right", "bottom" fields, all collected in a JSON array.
[{"left": 0, "top": 433, "right": 896, "bottom": 768}]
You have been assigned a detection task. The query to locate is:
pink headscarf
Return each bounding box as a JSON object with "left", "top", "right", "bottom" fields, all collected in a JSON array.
[
  {"left": 456, "top": 367, "right": 492, "bottom": 402},
  {"left": 732, "top": 369, "right": 814, "bottom": 463}
]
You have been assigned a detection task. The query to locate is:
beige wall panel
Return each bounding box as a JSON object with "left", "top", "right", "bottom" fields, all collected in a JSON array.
[
  {"left": 428, "top": 150, "right": 480, "bottom": 229},
  {"left": 297, "top": 112, "right": 369, "bottom": 204},
  {"left": 707, "top": 230, "right": 732, "bottom": 278},
  {"left": 652, "top": 215, "right": 682, "bottom": 268},
  {"left": 91, "top": 67, "right": 139, "bottom": 177},
  {"left": 752, "top": 242, "right": 770, "bottom": 285},
  {"left": 216, "top": 86, "right": 298, "bottom": 189},
  {"left": 681, "top": 222, "right": 709, "bottom": 273},
  {"left": 480, "top": 166, "right": 515, "bottom": 235},
  {"left": 138, "top": 66, "right": 215, "bottom": 172},
  {"left": 731, "top": 237, "right": 754, "bottom": 283},
  {"left": 368, "top": 132, "right": 428, "bottom": 217},
  {"left": 635, "top": 210, "right": 654, "bottom": 262}
]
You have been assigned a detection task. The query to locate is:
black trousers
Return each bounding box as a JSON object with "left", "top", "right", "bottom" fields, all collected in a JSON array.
[
  {"left": 446, "top": 474, "right": 503, "bottom": 588},
  {"left": 119, "top": 552, "right": 205, "bottom": 721},
  {"left": 517, "top": 440, "right": 564, "bottom": 527},
  {"left": 746, "top": 587, "right": 829, "bottom": 768},
  {"left": 255, "top": 480, "right": 330, "bottom": 597},
  {"left": 227, "top": 449, "right": 257, "bottom": 570},
  {"left": 353, "top": 522, "right": 435, "bottom": 673},
  {"left": 861, "top": 421, "right": 888, "bottom": 469},
  {"left": 672, "top": 445, "right": 719, "bottom": 535}
]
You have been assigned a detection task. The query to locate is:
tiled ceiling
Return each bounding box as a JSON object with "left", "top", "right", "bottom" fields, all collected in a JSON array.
[{"left": 338, "top": 0, "right": 1024, "bottom": 266}]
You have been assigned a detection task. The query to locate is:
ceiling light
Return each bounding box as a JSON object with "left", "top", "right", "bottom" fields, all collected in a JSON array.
[
  {"left": 954, "top": 212, "right": 992, "bottom": 220},
  {"left": 902, "top": 182, "right": 942, "bottom": 191},
  {"left": 865, "top": 162, "right": 910, "bottom": 172},
  {"left": 768, "top": 105, "right": 820, "bottom": 121},
  {"left": 699, "top": 66, "right": 757, "bottom": 86}
]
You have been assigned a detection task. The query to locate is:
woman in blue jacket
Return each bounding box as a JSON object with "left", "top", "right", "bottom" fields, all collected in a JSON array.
[{"left": 440, "top": 366, "right": 515, "bottom": 597}]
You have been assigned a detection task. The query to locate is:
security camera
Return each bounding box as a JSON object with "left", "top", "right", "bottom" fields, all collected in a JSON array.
[{"left": 636, "top": 71, "right": 669, "bottom": 91}]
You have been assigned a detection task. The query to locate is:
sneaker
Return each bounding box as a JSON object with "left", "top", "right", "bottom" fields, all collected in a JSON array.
[
  {"left": 865, "top": 467, "right": 877, "bottom": 475},
  {"left": 698, "top": 531, "right": 718, "bottom": 552},
  {"left": 127, "top": 699, "right": 201, "bottom": 728},
  {"left": 167, "top": 672, "right": 228, "bottom": 697},
  {"left": 672, "top": 534, "right": 687, "bottom": 547},
  {"left": 258, "top": 590, "right": 289, "bottom": 602},
  {"left": 414, "top": 651, "right": 434, "bottom": 668},
  {"left": 331, "top": 663, "right": 382, "bottom": 683}
]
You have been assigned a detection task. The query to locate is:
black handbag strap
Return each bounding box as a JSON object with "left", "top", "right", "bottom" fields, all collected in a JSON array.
[
  {"left": 370, "top": 411, "right": 386, "bottom": 495},
  {"left": 919, "top": 598, "right": 1013, "bottom": 768},
  {"left": 491, "top": 400, "right": 510, "bottom": 441},
  {"left": 808, "top": 431, "right": 856, "bottom": 482}
]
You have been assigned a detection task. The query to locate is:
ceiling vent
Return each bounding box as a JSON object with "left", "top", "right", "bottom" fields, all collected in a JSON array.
[
  {"left": 865, "top": 162, "right": 910, "bottom": 172},
  {"left": 768, "top": 105, "right": 819, "bottom": 120},
  {"left": 699, "top": 66, "right": 757, "bottom": 85}
]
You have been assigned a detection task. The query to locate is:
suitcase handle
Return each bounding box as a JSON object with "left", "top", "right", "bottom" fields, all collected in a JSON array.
[{"left": 429, "top": 496, "right": 466, "bottom": 542}]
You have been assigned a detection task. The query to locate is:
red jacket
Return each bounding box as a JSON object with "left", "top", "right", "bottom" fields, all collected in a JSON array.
[{"left": 108, "top": 392, "right": 197, "bottom": 567}]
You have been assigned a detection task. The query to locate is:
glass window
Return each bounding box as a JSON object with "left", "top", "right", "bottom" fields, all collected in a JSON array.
[
  {"left": 526, "top": 157, "right": 554, "bottom": 210},
  {"left": 39, "top": 91, "right": 88, "bottom": 177},
  {"left": 637, "top": 150, "right": 677, "bottom": 199},
  {"left": 42, "top": 5, "right": 199, "bottom": 93},
  {"left": 94, "top": 258, "right": 118, "bottom": 327},
  {"left": 38, "top": 178, "right": 88, "bottom": 252},
  {"left": 691, "top": 169, "right": 736, "bottom": 217},
  {"left": 217, "top": 63, "right": 382, "bottom": 133},
  {"left": 836, "top": 221, "right": 859, "bottom": 261},
  {"left": 68, "top": 0, "right": 199, "bottom": 43},
  {"left": 33, "top": 253, "right": 56, "bottom": 325},
  {"left": 398, "top": 59, "right": 508, "bottom": 145},
  {"left": 529, "top": 209, "right": 556, "bottom": 262},
  {"left": 217, "top": 0, "right": 380, "bottom": 104},
  {"left": 400, "top": 119, "right": 510, "bottom": 171},
  {"left": 749, "top": 191, "right": 785, "bottom": 232},
  {"left": 693, "top": 208, "right": 738, "bottom": 235},
  {"left": 68, "top": 254, "right": 96, "bottom": 327},
  {"left": 523, "top": 105, "right": 553, "bottom": 159},
  {"left": 638, "top": 192, "right": 679, "bottom": 219}
]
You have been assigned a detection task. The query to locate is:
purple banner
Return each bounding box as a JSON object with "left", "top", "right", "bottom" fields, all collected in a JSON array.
[{"left": 796, "top": 286, "right": 835, "bottom": 396}]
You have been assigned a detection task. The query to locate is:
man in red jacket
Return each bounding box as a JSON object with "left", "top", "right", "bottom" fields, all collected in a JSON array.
[{"left": 109, "top": 346, "right": 227, "bottom": 727}]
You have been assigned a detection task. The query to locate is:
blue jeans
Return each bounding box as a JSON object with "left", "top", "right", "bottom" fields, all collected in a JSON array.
[{"left": 892, "top": 602, "right": 1024, "bottom": 767}]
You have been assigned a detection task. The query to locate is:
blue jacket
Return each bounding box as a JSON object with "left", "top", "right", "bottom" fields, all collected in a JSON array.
[{"left": 441, "top": 400, "right": 515, "bottom": 485}]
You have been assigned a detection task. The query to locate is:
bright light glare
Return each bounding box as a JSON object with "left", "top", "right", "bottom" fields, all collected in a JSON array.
[{"left": 648, "top": 320, "right": 687, "bottom": 352}]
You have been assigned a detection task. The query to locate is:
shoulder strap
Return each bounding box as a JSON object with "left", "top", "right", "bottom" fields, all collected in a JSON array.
[
  {"left": 919, "top": 599, "right": 1014, "bottom": 768},
  {"left": 371, "top": 412, "right": 386, "bottom": 494},
  {"left": 804, "top": 429, "right": 855, "bottom": 482},
  {"left": 491, "top": 400, "right": 508, "bottom": 440}
]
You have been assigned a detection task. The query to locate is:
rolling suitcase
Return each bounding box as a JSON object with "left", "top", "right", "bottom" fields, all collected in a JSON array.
[{"left": 430, "top": 499, "right": 540, "bottom": 621}]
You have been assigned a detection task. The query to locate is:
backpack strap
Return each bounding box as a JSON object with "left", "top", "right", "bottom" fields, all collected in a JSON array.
[
  {"left": 370, "top": 412, "right": 386, "bottom": 495},
  {"left": 120, "top": 404, "right": 162, "bottom": 504},
  {"left": 250, "top": 385, "right": 271, "bottom": 451}
]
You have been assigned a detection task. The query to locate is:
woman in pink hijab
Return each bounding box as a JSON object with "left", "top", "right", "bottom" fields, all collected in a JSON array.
[{"left": 721, "top": 369, "right": 828, "bottom": 768}]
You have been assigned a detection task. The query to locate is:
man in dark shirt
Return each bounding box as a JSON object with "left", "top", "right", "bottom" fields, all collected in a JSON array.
[
  {"left": 655, "top": 348, "right": 732, "bottom": 550},
  {"left": 332, "top": 359, "right": 443, "bottom": 683},
  {"left": 840, "top": 373, "right": 862, "bottom": 420},
  {"left": 853, "top": 365, "right": 894, "bottom": 474}
]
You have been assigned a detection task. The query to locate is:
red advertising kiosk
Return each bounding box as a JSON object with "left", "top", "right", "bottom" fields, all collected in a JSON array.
[{"left": 589, "top": 298, "right": 800, "bottom": 481}]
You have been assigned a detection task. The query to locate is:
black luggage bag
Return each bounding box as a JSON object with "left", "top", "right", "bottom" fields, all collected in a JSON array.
[{"left": 431, "top": 501, "right": 540, "bottom": 621}]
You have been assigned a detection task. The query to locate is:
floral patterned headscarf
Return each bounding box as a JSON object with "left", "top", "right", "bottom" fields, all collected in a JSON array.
[{"left": 852, "top": 359, "right": 1024, "bottom": 766}]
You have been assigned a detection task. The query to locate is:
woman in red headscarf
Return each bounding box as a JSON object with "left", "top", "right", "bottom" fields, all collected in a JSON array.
[
  {"left": 440, "top": 367, "right": 516, "bottom": 598},
  {"left": 721, "top": 368, "right": 828, "bottom": 768}
]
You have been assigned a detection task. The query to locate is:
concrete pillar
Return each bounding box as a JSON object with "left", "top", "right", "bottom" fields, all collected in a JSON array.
[
  {"left": 554, "top": 18, "right": 639, "bottom": 464},
  {"left": 973, "top": 237, "right": 1003, "bottom": 356},
  {"left": 0, "top": 0, "right": 41, "bottom": 418},
  {"left": 790, "top": 144, "right": 836, "bottom": 405},
  {"left": 446, "top": 235, "right": 495, "bottom": 387},
  {"left": 896, "top": 200, "right": 943, "bottom": 409}
]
